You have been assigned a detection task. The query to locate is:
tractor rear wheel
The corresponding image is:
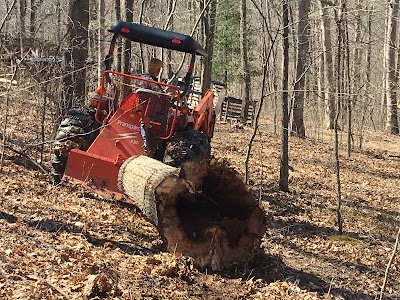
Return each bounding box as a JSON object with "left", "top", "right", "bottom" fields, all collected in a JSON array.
[
  {"left": 51, "top": 107, "right": 100, "bottom": 184},
  {"left": 163, "top": 129, "right": 211, "bottom": 167}
]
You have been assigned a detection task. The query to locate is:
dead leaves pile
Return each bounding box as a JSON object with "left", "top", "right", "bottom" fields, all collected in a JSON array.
[
  {"left": 253, "top": 281, "right": 343, "bottom": 299},
  {"left": 213, "top": 123, "right": 400, "bottom": 299},
  {"left": 1, "top": 120, "right": 400, "bottom": 299},
  {"left": 140, "top": 253, "right": 196, "bottom": 281}
]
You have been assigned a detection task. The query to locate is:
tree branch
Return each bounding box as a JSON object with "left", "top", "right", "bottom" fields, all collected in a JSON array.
[
  {"left": 168, "top": 0, "right": 213, "bottom": 81},
  {"left": 379, "top": 227, "right": 400, "bottom": 300},
  {"left": 0, "top": 63, "right": 19, "bottom": 172},
  {"left": 320, "top": 0, "right": 336, "bottom": 6},
  {"left": 0, "top": 0, "right": 18, "bottom": 34},
  {"left": 163, "top": 0, "right": 177, "bottom": 30}
]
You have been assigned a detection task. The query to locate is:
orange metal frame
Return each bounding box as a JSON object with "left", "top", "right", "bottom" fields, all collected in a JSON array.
[
  {"left": 64, "top": 72, "right": 179, "bottom": 196},
  {"left": 64, "top": 108, "right": 144, "bottom": 198},
  {"left": 192, "top": 90, "right": 215, "bottom": 138},
  {"left": 64, "top": 71, "right": 215, "bottom": 198}
]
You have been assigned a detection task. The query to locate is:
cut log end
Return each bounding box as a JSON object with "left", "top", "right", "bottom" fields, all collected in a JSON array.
[{"left": 155, "top": 158, "right": 268, "bottom": 271}]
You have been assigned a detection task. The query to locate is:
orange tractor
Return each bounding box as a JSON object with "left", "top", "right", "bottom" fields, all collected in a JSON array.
[
  {"left": 51, "top": 21, "right": 267, "bottom": 271},
  {"left": 51, "top": 21, "right": 216, "bottom": 197}
]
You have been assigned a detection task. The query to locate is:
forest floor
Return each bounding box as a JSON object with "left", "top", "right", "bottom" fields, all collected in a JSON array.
[{"left": 1, "top": 112, "right": 400, "bottom": 299}]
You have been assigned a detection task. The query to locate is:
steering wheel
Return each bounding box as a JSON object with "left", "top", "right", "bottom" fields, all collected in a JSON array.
[
  {"left": 176, "top": 79, "right": 187, "bottom": 93},
  {"left": 168, "top": 78, "right": 188, "bottom": 97}
]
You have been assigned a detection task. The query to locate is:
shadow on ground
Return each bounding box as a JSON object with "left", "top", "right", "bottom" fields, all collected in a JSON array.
[{"left": 0, "top": 209, "right": 158, "bottom": 255}]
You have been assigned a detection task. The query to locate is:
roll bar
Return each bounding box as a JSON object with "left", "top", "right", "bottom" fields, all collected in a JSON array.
[{"left": 104, "top": 21, "right": 207, "bottom": 102}]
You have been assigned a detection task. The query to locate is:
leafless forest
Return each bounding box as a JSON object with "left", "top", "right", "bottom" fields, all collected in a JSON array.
[{"left": 1, "top": 0, "right": 399, "bottom": 138}]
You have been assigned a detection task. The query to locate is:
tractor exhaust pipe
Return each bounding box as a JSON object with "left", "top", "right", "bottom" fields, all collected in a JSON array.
[{"left": 118, "top": 156, "right": 267, "bottom": 271}]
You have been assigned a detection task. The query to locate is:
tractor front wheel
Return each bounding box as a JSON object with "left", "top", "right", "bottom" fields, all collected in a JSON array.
[
  {"left": 163, "top": 129, "right": 211, "bottom": 167},
  {"left": 51, "top": 107, "right": 100, "bottom": 184}
]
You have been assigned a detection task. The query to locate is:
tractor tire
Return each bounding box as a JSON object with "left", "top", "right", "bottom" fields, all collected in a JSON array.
[
  {"left": 51, "top": 106, "right": 100, "bottom": 184},
  {"left": 163, "top": 129, "right": 211, "bottom": 167}
]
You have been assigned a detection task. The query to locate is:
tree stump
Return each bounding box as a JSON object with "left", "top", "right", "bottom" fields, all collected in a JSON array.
[{"left": 118, "top": 156, "right": 267, "bottom": 271}]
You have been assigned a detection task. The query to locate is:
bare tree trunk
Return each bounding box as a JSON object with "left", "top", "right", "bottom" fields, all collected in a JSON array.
[
  {"left": 334, "top": 105, "right": 343, "bottom": 234},
  {"left": 56, "top": 0, "right": 61, "bottom": 43},
  {"left": 344, "top": 3, "right": 352, "bottom": 157},
  {"left": 353, "top": 0, "right": 363, "bottom": 149},
  {"left": 63, "top": 0, "right": 89, "bottom": 111},
  {"left": 222, "top": 0, "right": 229, "bottom": 86},
  {"left": 19, "top": 0, "right": 26, "bottom": 56},
  {"left": 335, "top": 1, "right": 344, "bottom": 234},
  {"left": 199, "top": 0, "right": 206, "bottom": 80},
  {"left": 319, "top": 1, "right": 335, "bottom": 130},
  {"left": 97, "top": 0, "right": 105, "bottom": 84},
  {"left": 272, "top": 48, "right": 278, "bottom": 134},
  {"left": 124, "top": 0, "right": 133, "bottom": 74},
  {"left": 240, "top": 0, "right": 251, "bottom": 125},
  {"left": 396, "top": 25, "right": 400, "bottom": 87},
  {"left": 260, "top": 0, "right": 279, "bottom": 133},
  {"left": 291, "top": 0, "right": 311, "bottom": 138},
  {"left": 318, "top": 45, "right": 324, "bottom": 138},
  {"left": 201, "top": 0, "right": 217, "bottom": 95},
  {"left": 166, "top": 0, "right": 175, "bottom": 78},
  {"left": 0, "top": 66, "right": 18, "bottom": 173},
  {"left": 115, "top": 0, "right": 122, "bottom": 72},
  {"left": 139, "top": 0, "right": 146, "bottom": 73},
  {"left": 29, "top": 0, "right": 35, "bottom": 37},
  {"left": 359, "top": 3, "right": 374, "bottom": 148},
  {"left": 40, "top": 93, "right": 46, "bottom": 164},
  {"left": 19, "top": 0, "right": 26, "bottom": 35},
  {"left": 366, "top": 4, "right": 373, "bottom": 93},
  {"left": 279, "top": 0, "right": 290, "bottom": 193},
  {"left": 385, "top": 0, "right": 400, "bottom": 134},
  {"left": 381, "top": 2, "right": 390, "bottom": 126}
]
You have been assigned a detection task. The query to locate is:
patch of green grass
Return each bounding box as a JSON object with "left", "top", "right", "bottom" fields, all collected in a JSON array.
[{"left": 328, "top": 235, "right": 365, "bottom": 245}]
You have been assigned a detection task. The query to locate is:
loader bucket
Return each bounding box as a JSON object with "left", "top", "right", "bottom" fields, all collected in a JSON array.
[
  {"left": 64, "top": 149, "right": 124, "bottom": 199},
  {"left": 64, "top": 108, "right": 145, "bottom": 198}
]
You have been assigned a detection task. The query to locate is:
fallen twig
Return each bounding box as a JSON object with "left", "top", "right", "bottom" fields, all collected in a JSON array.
[
  {"left": 26, "top": 274, "right": 70, "bottom": 299},
  {"left": 379, "top": 227, "right": 400, "bottom": 300},
  {"left": 0, "top": 64, "right": 18, "bottom": 172},
  {"left": 0, "top": 143, "right": 49, "bottom": 174},
  {"left": 0, "top": 268, "right": 8, "bottom": 280}
]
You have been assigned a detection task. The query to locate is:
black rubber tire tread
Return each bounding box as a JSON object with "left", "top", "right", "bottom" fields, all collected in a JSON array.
[
  {"left": 51, "top": 106, "right": 99, "bottom": 183},
  {"left": 163, "top": 129, "right": 211, "bottom": 167}
]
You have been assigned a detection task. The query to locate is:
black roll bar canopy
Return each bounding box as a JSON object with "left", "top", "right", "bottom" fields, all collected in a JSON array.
[
  {"left": 109, "top": 20, "right": 207, "bottom": 57},
  {"left": 104, "top": 21, "right": 207, "bottom": 100}
]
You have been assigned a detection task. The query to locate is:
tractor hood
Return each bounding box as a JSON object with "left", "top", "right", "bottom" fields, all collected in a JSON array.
[{"left": 109, "top": 21, "right": 207, "bottom": 57}]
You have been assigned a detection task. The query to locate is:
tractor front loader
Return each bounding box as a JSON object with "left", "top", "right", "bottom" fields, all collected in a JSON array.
[{"left": 51, "top": 21, "right": 266, "bottom": 271}]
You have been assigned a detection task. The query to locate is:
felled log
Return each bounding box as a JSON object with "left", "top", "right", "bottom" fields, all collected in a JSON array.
[{"left": 118, "top": 156, "right": 267, "bottom": 271}]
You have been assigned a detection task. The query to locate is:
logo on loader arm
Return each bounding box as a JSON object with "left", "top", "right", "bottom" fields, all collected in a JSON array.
[
  {"left": 111, "top": 132, "right": 140, "bottom": 144},
  {"left": 117, "top": 119, "right": 141, "bottom": 131}
]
